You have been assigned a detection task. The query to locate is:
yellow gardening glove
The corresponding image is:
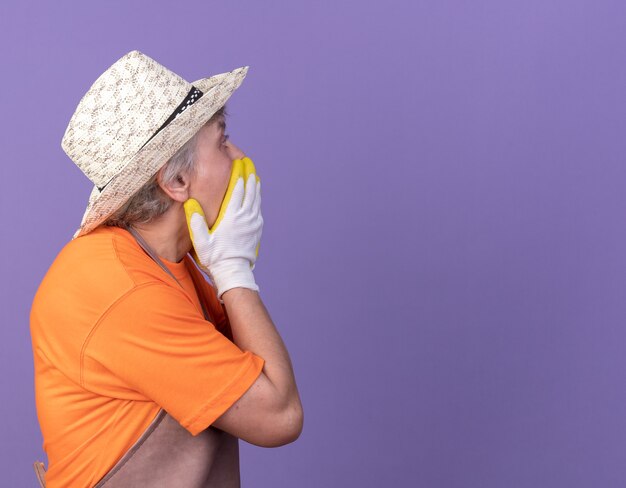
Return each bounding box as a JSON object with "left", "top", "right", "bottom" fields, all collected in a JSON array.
[
  {"left": 184, "top": 157, "right": 263, "bottom": 298},
  {"left": 208, "top": 156, "right": 261, "bottom": 262}
]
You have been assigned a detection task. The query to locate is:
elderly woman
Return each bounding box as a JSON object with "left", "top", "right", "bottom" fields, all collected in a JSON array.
[{"left": 30, "top": 51, "right": 303, "bottom": 488}]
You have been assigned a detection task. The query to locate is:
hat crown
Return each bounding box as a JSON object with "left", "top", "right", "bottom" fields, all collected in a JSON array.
[{"left": 62, "top": 50, "right": 192, "bottom": 188}]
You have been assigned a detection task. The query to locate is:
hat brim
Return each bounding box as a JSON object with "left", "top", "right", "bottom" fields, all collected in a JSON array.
[{"left": 72, "top": 66, "right": 249, "bottom": 239}]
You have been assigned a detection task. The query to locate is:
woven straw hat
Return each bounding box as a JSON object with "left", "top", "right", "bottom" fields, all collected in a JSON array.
[{"left": 62, "top": 50, "right": 249, "bottom": 238}]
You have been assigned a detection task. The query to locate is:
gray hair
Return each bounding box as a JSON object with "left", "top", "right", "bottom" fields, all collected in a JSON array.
[{"left": 104, "top": 105, "right": 227, "bottom": 229}]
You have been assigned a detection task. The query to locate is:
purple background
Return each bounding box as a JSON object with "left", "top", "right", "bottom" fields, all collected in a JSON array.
[{"left": 2, "top": 0, "right": 626, "bottom": 486}]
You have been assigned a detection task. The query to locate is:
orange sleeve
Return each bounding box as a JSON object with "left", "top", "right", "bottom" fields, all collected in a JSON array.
[{"left": 82, "top": 282, "right": 265, "bottom": 436}]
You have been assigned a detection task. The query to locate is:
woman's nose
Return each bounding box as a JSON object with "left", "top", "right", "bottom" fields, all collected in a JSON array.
[{"left": 224, "top": 140, "right": 246, "bottom": 161}]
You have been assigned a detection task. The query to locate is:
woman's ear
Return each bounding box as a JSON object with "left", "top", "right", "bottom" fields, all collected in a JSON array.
[{"left": 156, "top": 167, "right": 190, "bottom": 203}]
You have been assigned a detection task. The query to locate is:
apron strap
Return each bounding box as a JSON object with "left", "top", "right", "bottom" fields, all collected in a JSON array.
[
  {"left": 127, "top": 226, "right": 214, "bottom": 324},
  {"left": 33, "top": 461, "right": 46, "bottom": 487}
]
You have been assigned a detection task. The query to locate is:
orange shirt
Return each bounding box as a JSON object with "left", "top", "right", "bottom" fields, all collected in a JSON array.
[{"left": 30, "top": 226, "right": 265, "bottom": 488}]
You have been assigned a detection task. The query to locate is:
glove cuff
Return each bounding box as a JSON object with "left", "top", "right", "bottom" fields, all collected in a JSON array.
[{"left": 210, "top": 259, "right": 259, "bottom": 301}]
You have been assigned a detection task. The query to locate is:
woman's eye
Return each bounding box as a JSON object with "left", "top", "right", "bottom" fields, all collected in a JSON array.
[{"left": 221, "top": 133, "right": 230, "bottom": 145}]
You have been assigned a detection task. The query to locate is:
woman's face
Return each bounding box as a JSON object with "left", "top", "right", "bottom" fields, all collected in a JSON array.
[{"left": 187, "top": 116, "right": 246, "bottom": 228}]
